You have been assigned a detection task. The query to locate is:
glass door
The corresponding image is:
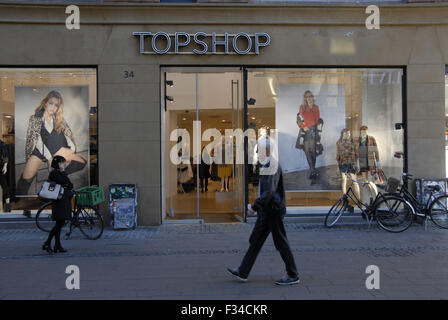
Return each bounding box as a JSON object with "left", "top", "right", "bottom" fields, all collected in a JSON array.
[
  {"left": 163, "top": 71, "right": 198, "bottom": 221},
  {"left": 163, "top": 68, "right": 245, "bottom": 223}
]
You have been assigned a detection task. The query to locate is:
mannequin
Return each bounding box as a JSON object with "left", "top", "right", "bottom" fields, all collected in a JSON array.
[
  {"left": 336, "top": 129, "right": 360, "bottom": 198},
  {"left": 218, "top": 139, "right": 232, "bottom": 192},
  {"left": 0, "top": 139, "right": 11, "bottom": 212},
  {"left": 357, "top": 125, "right": 380, "bottom": 196}
]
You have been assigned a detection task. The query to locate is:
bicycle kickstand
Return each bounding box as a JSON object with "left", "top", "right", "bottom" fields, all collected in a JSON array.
[{"left": 366, "top": 213, "right": 373, "bottom": 230}]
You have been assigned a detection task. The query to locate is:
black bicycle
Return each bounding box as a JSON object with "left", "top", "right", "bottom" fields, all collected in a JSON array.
[
  {"left": 35, "top": 190, "right": 104, "bottom": 240},
  {"left": 386, "top": 173, "right": 448, "bottom": 229},
  {"left": 325, "top": 172, "right": 415, "bottom": 233}
]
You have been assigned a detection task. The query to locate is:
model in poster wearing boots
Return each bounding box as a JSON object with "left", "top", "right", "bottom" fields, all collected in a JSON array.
[
  {"left": 295, "top": 90, "right": 323, "bottom": 183},
  {"left": 16, "top": 90, "right": 86, "bottom": 196}
]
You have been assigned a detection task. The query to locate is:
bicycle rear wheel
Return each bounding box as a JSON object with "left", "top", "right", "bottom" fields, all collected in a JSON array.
[
  {"left": 77, "top": 207, "right": 104, "bottom": 240},
  {"left": 35, "top": 202, "right": 54, "bottom": 232},
  {"left": 325, "top": 197, "right": 347, "bottom": 228},
  {"left": 374, "top": 195, "right": 414, "bottom": 233},
  {"left": 429, "top": 194, "right": 448, "bottom": 229}
]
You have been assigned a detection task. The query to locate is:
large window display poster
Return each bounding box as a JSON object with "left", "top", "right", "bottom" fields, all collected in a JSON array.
[
  {"left": 276, "top": 83, "right": 346, "bottom": 191},
  {"left": 14, "top": 86, "right": 89, "bottom": 196},
  {"left": 274, "top": 70, "right": 403, "bottom": 193}
]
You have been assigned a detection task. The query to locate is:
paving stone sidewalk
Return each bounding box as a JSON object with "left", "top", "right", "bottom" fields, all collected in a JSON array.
[{"left": 1, "top": 221, "right": 448, "bottom": 300}]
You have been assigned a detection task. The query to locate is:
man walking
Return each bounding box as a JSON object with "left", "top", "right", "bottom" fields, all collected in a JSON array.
[{"left": 227, "top": 137, "right": 299, "bottom": 285}]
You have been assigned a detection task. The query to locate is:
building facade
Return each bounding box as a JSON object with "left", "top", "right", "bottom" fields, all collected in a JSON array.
[{"left": 0, "top": 2, "right": 447, "bottom": 226}]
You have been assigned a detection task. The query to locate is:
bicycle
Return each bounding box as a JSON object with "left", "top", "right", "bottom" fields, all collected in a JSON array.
[
  {"left": 35, "top": 187, "right": 104, "bottom": 240},
  {"left": 325, "top": 172, "right": 415, "bottom": 233},
  {"left": 386, "top": 173, "right": 448, "bottom": 230}
]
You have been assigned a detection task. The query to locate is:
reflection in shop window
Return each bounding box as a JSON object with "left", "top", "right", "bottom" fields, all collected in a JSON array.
[
  {"left": 0, "top": 68, "right": 97, "bottom": 213},
  {"left": 445, "top": 68, "right": 448, "bottom": 177},
  {"left": 247, "top": 68, "right": 404, "bottom": 212}
]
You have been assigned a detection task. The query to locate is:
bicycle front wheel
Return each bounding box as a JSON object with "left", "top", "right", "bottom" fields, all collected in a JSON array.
[
  {"left": 35, "top": 202, "right": 54, "bottom": 232},
  {"left": 429, "top": 195, "right": 448, "bottom": 229},
  {"left": 374, "top": 195, "right": 414, "bottom": 233},
  {"left": 325, "top": 197, "right": 347, "bottom": 228},
  {"left": 77, "top": 207, "right": 104, "bottom": 240}
]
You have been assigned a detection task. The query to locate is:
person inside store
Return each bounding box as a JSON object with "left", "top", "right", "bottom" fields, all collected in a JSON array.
[
  {"left": 17, "top": 90, "right": 86, "bottom": 196},
  {"left": 42, "top": 155, "right": 74, "bottom": 254},
  {"left": 199, "top": 146, "right": 211, "bottom": 193},
  {"left": 227, "top": 137, "right": 299, "bottom": 285},
  {"left": 295, "top": 90, "right": 323, "bottom": 183}
]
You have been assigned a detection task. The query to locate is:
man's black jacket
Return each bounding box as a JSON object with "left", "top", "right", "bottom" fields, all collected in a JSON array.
[{"left": 252, "top": 159, "right": 286, "bottom": 217}]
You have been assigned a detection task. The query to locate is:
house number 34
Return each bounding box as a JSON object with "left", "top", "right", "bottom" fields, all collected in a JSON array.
[{"left": 124, "top": 71, "right": 134, "bottom": 78}]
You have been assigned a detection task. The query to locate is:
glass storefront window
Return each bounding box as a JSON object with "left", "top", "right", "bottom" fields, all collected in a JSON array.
[
  {"left": 0, "top": 68, "right": 97, "bottom": 213},
  {"left": 247, "top": 68, "right": 404, "bottom": 213},
  {"left": 445, "top": 67, "right": 448, "bottom": 177}
]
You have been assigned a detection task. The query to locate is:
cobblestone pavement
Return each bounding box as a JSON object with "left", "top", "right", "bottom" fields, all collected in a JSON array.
[{"left": 1, "top": 221, "right": 448, "bottom": 300}]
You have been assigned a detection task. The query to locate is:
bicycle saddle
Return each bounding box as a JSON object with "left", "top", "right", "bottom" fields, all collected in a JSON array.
[{"left": 425, "top": 185, "right": 441, "bottom": 192}]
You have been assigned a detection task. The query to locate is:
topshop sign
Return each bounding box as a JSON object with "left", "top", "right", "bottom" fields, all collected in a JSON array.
[{"left": 132, "top": 32, "right": 271, "bottom": 55}]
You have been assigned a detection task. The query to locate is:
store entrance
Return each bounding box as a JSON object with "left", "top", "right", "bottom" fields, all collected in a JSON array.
[{"left": 162, "top": 68, "right": 245, "bottom": 223}]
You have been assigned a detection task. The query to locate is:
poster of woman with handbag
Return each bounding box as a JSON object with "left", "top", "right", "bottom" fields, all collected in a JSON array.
[{"left": 295, "top": 90, "right": 324, "bottom": 184}]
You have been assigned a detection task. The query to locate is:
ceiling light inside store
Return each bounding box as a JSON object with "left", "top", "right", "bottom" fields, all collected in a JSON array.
[
  {"left": 5, "top": 115, "right": 11, "bottom": 118},
  {"left": 252, "top": 117, "right": 256, "bottom": 120}
]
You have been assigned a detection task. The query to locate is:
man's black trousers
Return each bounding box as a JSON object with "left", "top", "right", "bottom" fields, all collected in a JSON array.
[{"left": 238, "top": 213, "right": 298, "bottom": 278}]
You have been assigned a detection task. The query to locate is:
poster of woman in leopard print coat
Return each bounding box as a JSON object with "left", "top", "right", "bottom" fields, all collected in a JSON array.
[{"left": 15, "top": 89, "right": 89, "bottom": 196}]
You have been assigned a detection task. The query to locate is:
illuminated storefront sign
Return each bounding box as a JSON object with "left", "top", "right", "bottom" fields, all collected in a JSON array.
[{"left": 132, "top": 32, "right": 271, "bottom": 55}]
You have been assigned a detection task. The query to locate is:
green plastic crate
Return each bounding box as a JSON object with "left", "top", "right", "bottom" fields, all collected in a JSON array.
[{"left": 75, "top": 186, "right": 105, "bottom": 206}]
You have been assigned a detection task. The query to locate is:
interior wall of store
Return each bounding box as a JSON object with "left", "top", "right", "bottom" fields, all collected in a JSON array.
[{"left": 0, "top": 3, "right": 447, "bottom": 225}]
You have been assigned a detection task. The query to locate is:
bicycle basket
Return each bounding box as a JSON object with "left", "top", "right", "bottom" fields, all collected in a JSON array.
[
  {"left": 75, "top": 186, "right": 105, "bottom": 206},
  {"left": 385, "top": 177, "right": 400, "bottom": 193}
]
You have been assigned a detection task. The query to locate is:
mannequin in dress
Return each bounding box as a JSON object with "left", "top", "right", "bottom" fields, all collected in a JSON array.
[{"left": 336, "top": 129, "right": 360, "bottom": 198}]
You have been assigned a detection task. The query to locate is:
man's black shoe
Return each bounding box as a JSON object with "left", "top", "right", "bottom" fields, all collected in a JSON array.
[
  {"left": 227, "top": 267, "right": 247, "bottom": 282},
  {"left": 275, "top": 275, "right": 300, "bottom": 285}
]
